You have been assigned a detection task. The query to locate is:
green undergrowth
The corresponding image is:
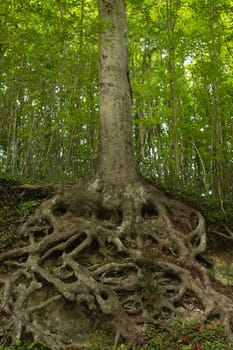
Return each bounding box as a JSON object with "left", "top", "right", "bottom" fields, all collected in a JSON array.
[
  {"left": 0, "top": 175, "right": 52, "bottom": 250},
  {"left": 70, "top": 321, "right": 230, "bottom": 350},
  {"left": 142, "top": 321, "right": 229, "bottom": 350},
  {"left": 0, "top": 342, "right": 50, "bottom": 350},
  {"left": 0, "top": 321, "right": 230, "bottom": 350},
  {"left": 0, "top": 177, "right": 23, "bottom": 249},
  {"left": 155, "top": 181, "right": 233, "bottom": 235}
]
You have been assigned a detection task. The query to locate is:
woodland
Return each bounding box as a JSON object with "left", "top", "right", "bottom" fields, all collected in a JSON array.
[{"left": 0, "top": 0, "right": 233, "bottom": 349}]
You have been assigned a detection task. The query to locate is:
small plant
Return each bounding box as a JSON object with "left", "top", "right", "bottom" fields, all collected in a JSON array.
[{"left": 19, "top": 200, "right": 40, "bottom": 216}]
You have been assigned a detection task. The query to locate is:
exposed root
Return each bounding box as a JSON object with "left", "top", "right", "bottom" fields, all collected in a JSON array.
[{"left": 0, "top": 178, "right": 233, "bottom": 349}]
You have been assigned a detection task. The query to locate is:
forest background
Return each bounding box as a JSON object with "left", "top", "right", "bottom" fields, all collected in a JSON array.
[{"left": 0, "top": 0, "right": 233, "bottom": 225}]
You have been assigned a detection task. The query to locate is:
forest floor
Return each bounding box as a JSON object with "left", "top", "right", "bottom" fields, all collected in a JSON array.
[{"left": 0, "top": 176, "right": 233, "bottom": 350}]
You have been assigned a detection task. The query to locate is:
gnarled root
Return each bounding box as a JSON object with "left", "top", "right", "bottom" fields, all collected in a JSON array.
[{"left": 0, "top": 179, "right": 233, "bottom": 349}]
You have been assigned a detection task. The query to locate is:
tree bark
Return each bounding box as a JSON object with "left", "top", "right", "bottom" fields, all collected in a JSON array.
[{"left": 97, "top": 0, "right": 137, "bottom": 187}]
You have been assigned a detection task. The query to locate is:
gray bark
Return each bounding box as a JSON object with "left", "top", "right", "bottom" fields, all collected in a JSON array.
[{"left": 97, "top": 0, "right": 137, "bottom": 186}]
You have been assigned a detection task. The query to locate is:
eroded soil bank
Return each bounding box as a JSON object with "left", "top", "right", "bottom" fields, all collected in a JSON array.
[{"left": 0, "top": 177, "right": 233, "bottom": 349}]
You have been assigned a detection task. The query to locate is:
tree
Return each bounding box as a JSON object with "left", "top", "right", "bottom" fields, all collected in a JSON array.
[{"left": 0, "top": 0, "right": 233, "bottom": 348}]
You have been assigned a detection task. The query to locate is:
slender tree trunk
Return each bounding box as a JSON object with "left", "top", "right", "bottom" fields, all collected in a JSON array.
[
  {"left": 97, "top": 0, "right": 137, "bottom": 187},
  {"left": 166, "top": 0, "right": 180, "bottom": 182},
  {"left": 208, "top": 0, "right": 225, "bottom": 207}
]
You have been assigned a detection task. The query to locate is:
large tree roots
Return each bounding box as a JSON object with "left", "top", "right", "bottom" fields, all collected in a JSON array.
[{"left": 0, "top": 178, "right": 233, "bottom": 349}]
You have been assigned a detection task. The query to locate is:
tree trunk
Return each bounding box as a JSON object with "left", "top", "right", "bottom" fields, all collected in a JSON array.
[
  {"left": 166, "top": 0, "right": 180, "bottom": 183},
  {"left": 97, "top": 0, "right": 137, "bottom": 187}
]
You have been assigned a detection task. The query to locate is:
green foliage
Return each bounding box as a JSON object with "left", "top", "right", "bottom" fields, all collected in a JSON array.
[
  {"left": 0, "top": 341, "right": 49, "bottom": 350},
  {"left": 88, "top": 334, "right": 114, "bottom": 350},
  {"left": 0, "top": 0, "right": 99, "bottom": 180},
  {"left": 19, "top": 200, "right": 40, "bottom": 216},
  {"left": 157, "top": 182, "right": 233, "bottom": 232},
  {"left": 63, "top": 321, "right": 230, "bottom": 350},
  {"left": 144, "top": 321, "right": 229, "bottom": 350},
  {"left": 0, "top": 322, "right": 230, "bottom": 350}
]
